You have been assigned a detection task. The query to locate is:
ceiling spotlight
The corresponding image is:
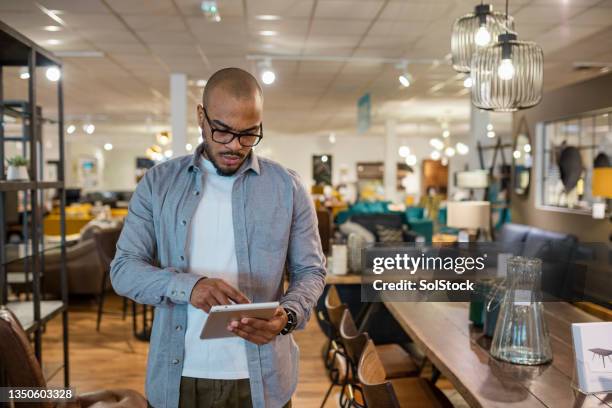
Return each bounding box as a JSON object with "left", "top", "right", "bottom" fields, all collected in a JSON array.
[
  {"left": 261, "top": 69, "right": 275, "bottom": 85},
  {"left": 442, "top": 130, "right": 451, "bottom": 138},
  {"left": 430, "top": 138, "right": 444, "bottom": 151},
  {"left": 398, "top": 145, "right": 411, "bottom": 158},
  {"left": 321, "top": 155, "right": 328, "bottom": 163},
  {"left": 186, "top": 143, "right": 193, "bottom": 151},
  {"left": 329, "top": 133, "right": 336, "bottom": 144},
  {"left": 46, "top": 66, "right": 61, "bottom": 81},
  {"left": 445, "top": 146, "right": 456, "bottom": 157},
  {"left": 431, "top": 151, "right": 441, "bottom": 160},
  {"left": 255, "top": 15, "right": 281, "bottom": 21},
  {"left": 405, "top": 154, "right": 417, "bottom": 166},
  {"left": 259, "top": 30, "right": 277, "bottom": 37},
  {"left": 463, "top": 76, "right": 473, "bottom": 88},
  {"left": 456, "top": 142, "right": 469, "bottom": 155},
  {"left": 19, "top": 67, "right": 30, "bottom": 80},
  {"left": 84, "top": 123, "right": 95, "bottom": 134},
  {"left": 398, "top": 73, "right": 413, "bottom": 88},
  {"left": 47, "top": 39, "right": 61, "bottom": 45},
  {"left": 201, "top": 1, "right": 221, "bottom": 22},
  {"left": 486, "top": 123, "right": 494, "bottom": 131},
  {"left": 66, "top": 124, "right": 76, "bottom": 134},
  {"left": 487, "top": 130, "right": 496, "bottom": 138},
  {"left": 104, "top": 143, "right": 113, "bottom": 151},
  {"left": 43, "top": 25, "right": 62, "bottom": 32}
]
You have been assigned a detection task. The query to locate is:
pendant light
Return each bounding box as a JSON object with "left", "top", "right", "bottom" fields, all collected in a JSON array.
[
  {"left": 451, "top": 2, "right": 514, "bottom": 73},
  {"left": 470, "top": 0, "right": 543, "bottom": 112}
]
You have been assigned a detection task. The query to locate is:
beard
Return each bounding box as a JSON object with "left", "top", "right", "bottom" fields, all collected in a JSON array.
[{"left": 202, "top": 138, "right": 249, "bottom": 177}]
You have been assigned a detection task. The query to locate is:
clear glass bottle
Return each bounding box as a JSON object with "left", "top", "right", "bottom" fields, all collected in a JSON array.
[{"left": 490, "top": 256, "right": 553, "bottom": 365}]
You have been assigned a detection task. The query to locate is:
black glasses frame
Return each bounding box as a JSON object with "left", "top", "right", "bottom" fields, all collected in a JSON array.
[{"left": 203, "top": 108, "right": 263, "bottom": 147}]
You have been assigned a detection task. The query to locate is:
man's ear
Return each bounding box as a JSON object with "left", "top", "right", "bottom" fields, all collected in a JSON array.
[{"left": 196, "top": 104, "right": 204, "bottom": 126}]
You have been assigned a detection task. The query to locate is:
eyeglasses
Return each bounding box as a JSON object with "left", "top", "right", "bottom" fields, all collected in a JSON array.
[{"left": 203, "top": 108, "right": 263, "bottom": 147}]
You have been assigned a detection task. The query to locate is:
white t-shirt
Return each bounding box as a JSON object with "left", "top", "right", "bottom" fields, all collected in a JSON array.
[{"left": 181, "top": 158, "right": 249, "bottom": 379}]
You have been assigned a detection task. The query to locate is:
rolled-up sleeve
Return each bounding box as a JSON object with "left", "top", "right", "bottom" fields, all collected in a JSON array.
[
  {"left": 110, "top": 171, "right": 202, "bottom": 307},
  {"left": 279, "top": 171, "right": 327, "bottom": 329}
]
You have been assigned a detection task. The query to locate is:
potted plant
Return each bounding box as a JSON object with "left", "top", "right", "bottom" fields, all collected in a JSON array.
[{"left": 6, "top": 155, "right": 29, "bottom": 181}]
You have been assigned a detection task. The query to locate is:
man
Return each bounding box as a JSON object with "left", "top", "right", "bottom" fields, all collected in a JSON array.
[{"left": 111, "top": 67, "right": 326, "bottom": 408}]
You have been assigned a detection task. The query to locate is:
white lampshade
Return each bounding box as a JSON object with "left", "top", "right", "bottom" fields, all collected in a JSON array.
[
  {"left": 447, "top": 201, "right": 491, "bottom": 230},
  {"left": 456, "top": 170, "right": 489, "bottom": 189}
]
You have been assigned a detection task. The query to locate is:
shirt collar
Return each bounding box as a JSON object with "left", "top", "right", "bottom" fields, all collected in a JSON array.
[{"left": 188, "top": 143, "right": 260, "bottom": 176}]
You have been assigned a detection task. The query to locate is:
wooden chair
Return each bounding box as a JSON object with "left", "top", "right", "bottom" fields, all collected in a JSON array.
[
  {"left": 340, "top": 308, "right": 420, "bottom": 379},
  {"left": 320, "top": 285, "right": 350, "bottom": 407},
  {"left": 0, "top": 306, "right": 147, "bottom": 408},
  {"left": 358, "top": 339, "right": 453, "bottom": 408}
]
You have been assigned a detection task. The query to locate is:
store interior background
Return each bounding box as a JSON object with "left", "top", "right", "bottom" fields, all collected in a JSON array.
[
  {"left": 1, "top": 0, "right": 612, "bottom": 406},
  {"left": 3, "top": 2, "right": 612, "bottom": 244}
]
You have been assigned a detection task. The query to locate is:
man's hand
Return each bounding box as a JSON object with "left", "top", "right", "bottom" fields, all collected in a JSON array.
[
  {"left": 228, "top": 307, "right": 288, "bottom": 345},
  {"left": 190, "top": 278, "right": 250, "bottom": 313}
]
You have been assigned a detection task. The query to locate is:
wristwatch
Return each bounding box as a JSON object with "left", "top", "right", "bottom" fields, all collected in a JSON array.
[{"left": 280, "top": 308, "right": 297, "bottom": 335}]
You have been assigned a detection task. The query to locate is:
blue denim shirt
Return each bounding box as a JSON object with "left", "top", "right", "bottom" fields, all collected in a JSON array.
[{"left": 110, "top": 145, "right": 326, "bottom": 408}]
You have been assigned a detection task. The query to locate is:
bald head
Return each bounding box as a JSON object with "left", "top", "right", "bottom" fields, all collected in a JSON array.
[{"left": 202, "top": 67, "right": 263, "bottom": 107}]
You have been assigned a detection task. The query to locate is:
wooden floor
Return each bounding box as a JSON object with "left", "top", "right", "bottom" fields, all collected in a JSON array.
[{"left": 42, "top": 295, "right": 465, "bottom": 407}]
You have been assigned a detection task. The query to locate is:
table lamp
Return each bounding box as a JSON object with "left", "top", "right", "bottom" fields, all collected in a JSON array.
[
  {"left": 592, "top": 167, "right": 612, "bottom": 219},
  {"left": 447, "top": 201, "right": 491, "bottom": 242}
]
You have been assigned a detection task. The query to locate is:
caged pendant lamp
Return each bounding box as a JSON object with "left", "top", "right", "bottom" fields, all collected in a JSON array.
[
  {"left": 470, "top": 0, "right": 544, "bottom": 111},
  {"left": 451, "top": 2, "right": 514, "bottom": 73}
]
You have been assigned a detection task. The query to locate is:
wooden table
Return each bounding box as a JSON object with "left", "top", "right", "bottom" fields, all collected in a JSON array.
[{"left": 384, "top": 301, "right": 611, "bottom": 408}]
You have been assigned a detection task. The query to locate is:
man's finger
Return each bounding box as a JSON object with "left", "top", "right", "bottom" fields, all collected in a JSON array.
[
  {"left": 209, "top": 289, "right": 230, "bottom": 307},
  {"left": 239, "top": 317, "right": 272, "bottom": 331},
  {"left": 230, "top": 327, "right": 268, "bottom": 344},
  {"left": 219, "top": 282, "right": 250, "bottom": 304}
]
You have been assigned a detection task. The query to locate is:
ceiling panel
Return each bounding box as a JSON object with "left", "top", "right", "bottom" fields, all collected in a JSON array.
[{"left": 315, "top": 1, "right": 385, "bottom": 19}]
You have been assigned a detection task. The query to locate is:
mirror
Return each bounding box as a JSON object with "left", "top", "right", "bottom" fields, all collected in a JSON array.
[{"left": 513, "top": 117, "right": 532, "bottom": 196}]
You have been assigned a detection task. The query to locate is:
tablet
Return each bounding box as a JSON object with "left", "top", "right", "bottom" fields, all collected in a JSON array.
[{"left": 199, "top": 302, "right": 279, "bottom": 339}]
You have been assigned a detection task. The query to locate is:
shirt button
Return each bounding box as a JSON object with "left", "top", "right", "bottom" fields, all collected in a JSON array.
[
  {"left": 180, "top": 255, "right": 185, "bottom": 261},
  {"left": 171, "top": 290, "right": 176, "bottom": 296},
  {"left": 180, "top": 291, "right": 185, "bottom": 297},
  {"left": 181, "top": 220, "right": 187, "bottom": 226},
  {"left": 175, "top": 325, "right": 182, "bottom": 331},
  {"left": 172, "top": 359, "right": 180, "bottom": 365},
  {"left": 194, "top": 191, "right": 200, "bottom": 196}
]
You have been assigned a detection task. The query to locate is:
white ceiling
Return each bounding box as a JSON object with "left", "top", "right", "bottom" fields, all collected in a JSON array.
[{"left": 1, "top": 0, "right": 612, "bottom": 143}]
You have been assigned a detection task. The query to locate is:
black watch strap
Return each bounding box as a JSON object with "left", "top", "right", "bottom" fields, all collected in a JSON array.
[{"left": 280, "top": 308, "right": 297, "bottom": 335}]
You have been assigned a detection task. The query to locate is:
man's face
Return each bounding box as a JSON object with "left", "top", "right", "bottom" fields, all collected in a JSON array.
[{"left": 197, "top": 87, "right": 263, "bottom": 176}]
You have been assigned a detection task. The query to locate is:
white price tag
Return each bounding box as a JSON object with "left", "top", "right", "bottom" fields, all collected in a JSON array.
[{"left": 514, "top": 289, "right": 532, "bottom": 305}]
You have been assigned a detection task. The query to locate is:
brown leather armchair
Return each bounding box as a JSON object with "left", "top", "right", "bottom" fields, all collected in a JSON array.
[{"left": 0, "top": 306, "right": 146, "bottom": 408}]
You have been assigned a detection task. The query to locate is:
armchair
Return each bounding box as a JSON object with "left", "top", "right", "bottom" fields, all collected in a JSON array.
[{"left": 0, "top": 306, "right": 147, "bottom": 408}]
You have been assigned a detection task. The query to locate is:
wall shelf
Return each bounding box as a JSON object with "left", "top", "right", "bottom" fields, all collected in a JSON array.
[{"left": 0, "top": 20, "right": 69, "bottom": 387}]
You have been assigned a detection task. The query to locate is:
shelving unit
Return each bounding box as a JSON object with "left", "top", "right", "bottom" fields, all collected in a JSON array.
[{"left": 0, "top": 21, "right": 69, "bottom": 386}]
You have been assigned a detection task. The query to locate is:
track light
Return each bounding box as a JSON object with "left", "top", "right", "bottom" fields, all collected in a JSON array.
[
  {"left": 46, "top": 66, "right": 61, "bottom": 81},
  {"left": 398, "top": 146, "right": 411, "bottom": 158},
  {"left": 456, "top": 142, "right": 469, "bottom": 155},
  {"left": 405, "top": 154, "right": 417, "bottom": 166},
  {"left": 430, "top": 138, "right": 444, "bottom": 151},
  {"left": 258, "top": 60, "right": 276, "bottom": 85},
  {"left": 66, "top": 124, "right": 76, "bottom": 134},
  {"left": 398, "top": 73, "right": 412, "bottom": 88},
  {"left": 104, "top": 143, "right": 113, "bottom": 151},
  {"left": 19, "top": 67, "right": 30, "bottom": 80},
  {"left": 83, "top": 124, "right": 95, "bottom": 134}
]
